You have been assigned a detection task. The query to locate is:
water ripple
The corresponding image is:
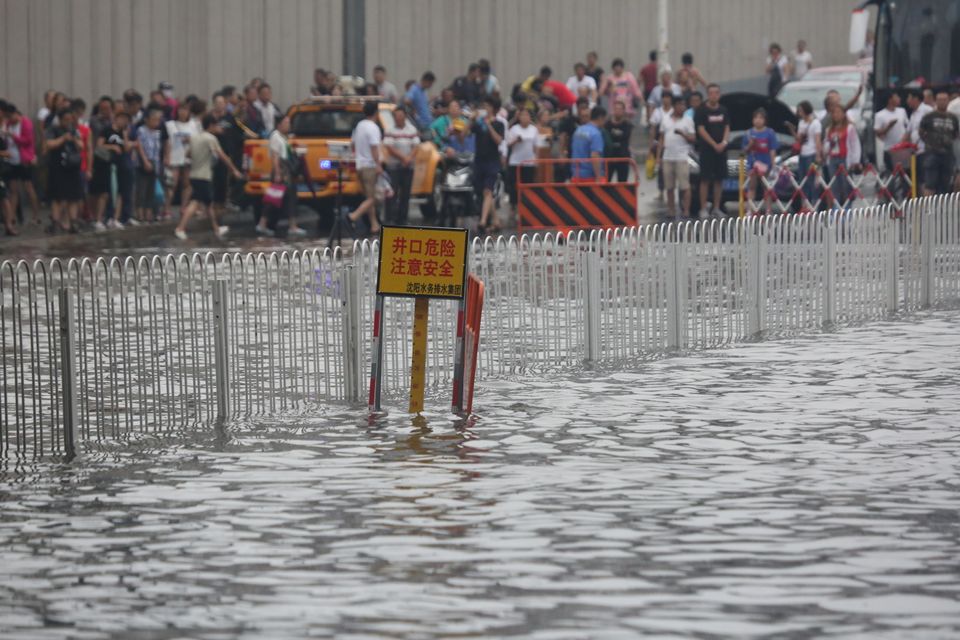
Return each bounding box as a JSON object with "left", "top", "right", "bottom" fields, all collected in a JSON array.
[{"left": 1, "top": 312, "right": 959, "bottom": 638}]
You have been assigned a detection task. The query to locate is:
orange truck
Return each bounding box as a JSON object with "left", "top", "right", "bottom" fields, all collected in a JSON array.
[{"left": 243, "top": 96, "right": 442, "bottom": 218}]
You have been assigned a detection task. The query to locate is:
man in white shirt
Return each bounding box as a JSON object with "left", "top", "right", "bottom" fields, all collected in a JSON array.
[
  {"left": 345, "top": 101, "right": 383, "bottom": 234},
  {"left": 373, "top": 65, "right": 399, "bottom": 103},
  {"left": 566, "top": 63, "right": 598, "bottom": 107},
  {"left": 254, "top": 83, "right": 282, "bottom": 134},
  {"left": 382, "top": 107, "right": 420, "bottom": 224},
  {"left": 657, "top": 96, "right": 697, "bottom": 218},
  {"left": 874, "top": 93, "right": 908, "bottom": 172},
  {"left": 791, "top": 40, "right": 813, "bottom": 80},
  {"left": 649, "top": 92, "right": 676, "bottom": 200},
  {"left": 646, "top": 70, "right": 682, "bottom": 120},
  {"left": 904, "top": 91, "right": 933, "bottom": 152}
]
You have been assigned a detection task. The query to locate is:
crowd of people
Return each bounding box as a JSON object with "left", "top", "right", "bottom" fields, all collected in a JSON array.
[
  {"left": 0, "top": 81, "right": 275, "bottom": 239},
  {"left": 2, "top": 44, "right": 959, "bottom": 239},
  {"left": 371, "top": 51, "right": 722, "bottom": 227}
]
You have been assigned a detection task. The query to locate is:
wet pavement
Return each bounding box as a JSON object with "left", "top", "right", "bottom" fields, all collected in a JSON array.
[
  {"left": 1, "top": 311, "right": 959, "bottom": 638},
  {"left": 0, "top": 174, "right": 678, "bottom": 263}
]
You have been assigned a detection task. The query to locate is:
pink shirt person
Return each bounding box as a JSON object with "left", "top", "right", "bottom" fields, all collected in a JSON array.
[
  {"left": 599, "top": 59, "right": 642, "bottom": 116},
  {"left": 5, "top": 113, "right": 36, "bottom": 165}
]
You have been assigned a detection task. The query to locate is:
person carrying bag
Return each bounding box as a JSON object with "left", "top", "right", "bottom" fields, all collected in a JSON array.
[{"left": 256, "top": 115, "right": 307, "bottom": 237}]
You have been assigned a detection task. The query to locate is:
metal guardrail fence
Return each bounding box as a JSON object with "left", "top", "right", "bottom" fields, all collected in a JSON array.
[
  {"left": 740, "top": 160, "right": 917, "bottom": 216},
  {"left": 3, "top": 194, "right": 960, "bottom": 458}
]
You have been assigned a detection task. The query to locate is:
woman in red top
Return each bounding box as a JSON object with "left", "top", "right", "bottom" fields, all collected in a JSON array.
[
  {"left": 71, "top": 99, "right": 96, "bottom": 223},
  {"left": 542, "top": 80, "right": 577, "bottom": 111},
  {"left": 823, "top": 104, "right": 862, "bottom": 210}
]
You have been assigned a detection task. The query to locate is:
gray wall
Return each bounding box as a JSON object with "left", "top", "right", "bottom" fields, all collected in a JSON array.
[
  {"left": 366, "top": 0, "right": 859, "bottom": 96},
  {"left": 0, "top": 0, "right": 342, "bottom": 115},
  {"left": 1, "top": 0, "right": 858, "bottom": 116}
]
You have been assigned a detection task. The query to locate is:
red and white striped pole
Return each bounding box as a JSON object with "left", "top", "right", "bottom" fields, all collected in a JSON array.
[
  {"left": 368, "top": 294, "right": 385, "bottom": 413},
  {"left": 451, "top": 296, "right": 466, "bottom": 413}
]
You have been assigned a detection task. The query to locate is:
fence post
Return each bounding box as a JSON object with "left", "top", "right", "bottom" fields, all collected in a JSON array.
[
  {"left": 451, "top": 295, "right": 466, "bottom": 413},
  {"left": 665, "top": 243, "right": 678, "bottom": 348},
  {"left": 920, "top": 204, "right": 934, "bottom": 308},
  {"left": 823, "top": 215, "right": 837, "bottom": 326},
  {"left": 58, "top": 288, "right": 77, "bottom": 459},
  {"left": 212, "top": 280, "right": 230, "bottom": 421},
  {"left": 341, "top": 265, "right": 364, "bottom": 402},
  {"left": 886, "top": 209, "right": 899, "bottom": 314},
  {"left": 369, "top": 294, "right": 385, "bottom": 413},
  {"left": 748, "top": 225, "right": 766, "bottom": 336},
  {"left": 674, "top": 242, "right": 687, "bottom": 349},
  {"left": 584, "top": 249, "right": 602, "bottom": 363}
]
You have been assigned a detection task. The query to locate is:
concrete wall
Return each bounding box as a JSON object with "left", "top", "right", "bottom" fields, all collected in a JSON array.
[
  {"left": 366, "top": 0, "right": 859, "bottom": 96},
  {"left": 0, "top": 0, "right": 342, "bottom": 115},
  {"left": 1, "top": 0, "right": 858, "bottom": 115}
]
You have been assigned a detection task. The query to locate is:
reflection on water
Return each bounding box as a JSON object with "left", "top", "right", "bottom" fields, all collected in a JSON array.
[{"left": 2, "top": 312, "right": 960, "bottom": 638}]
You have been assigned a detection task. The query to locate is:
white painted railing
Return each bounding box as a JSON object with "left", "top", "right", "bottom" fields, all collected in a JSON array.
[{"left": 3, "top": 194, "right": 960, "bottom": 458}]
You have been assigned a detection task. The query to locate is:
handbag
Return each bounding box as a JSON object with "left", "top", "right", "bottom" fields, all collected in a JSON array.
[
  {"left": 60, "top": 150, "right": 82, "bottom": 169},
  {"left": 645, "top": 153, "right": 657, "bottom": 180},
  {"left": 263, "top": 182, "right": 286, "bottom": 208}
]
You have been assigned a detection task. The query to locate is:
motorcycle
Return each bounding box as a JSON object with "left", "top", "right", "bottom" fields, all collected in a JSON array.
[
  {"left": 438, "top": 151, "right": 479, "bottom": 228},
  {"left": 436, "top": 151, "right": 503, "bottom": 229}
]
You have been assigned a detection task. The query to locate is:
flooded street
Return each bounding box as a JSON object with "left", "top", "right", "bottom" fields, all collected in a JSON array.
[{"left": 2, "top": 311, "right": 960, "bottom": 639}]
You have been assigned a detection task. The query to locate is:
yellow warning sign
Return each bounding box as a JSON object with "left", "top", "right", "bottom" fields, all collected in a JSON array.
[{"left": 376, "top": 226, "right": 468, "bottom": 299}]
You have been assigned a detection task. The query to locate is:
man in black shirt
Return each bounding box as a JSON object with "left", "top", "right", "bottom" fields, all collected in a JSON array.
[
  {"left": 471, "top": 97, "right": 505, "bottom": 231},
  {"left": 694, "top": 83, "right": 731, "bottom": 216},
  {"left": 919, "top": 90, "right": 960, "bottom": 196},
  {"left": 605, "top": 100, "right": 634, "bottom": 182},
  {"left": 210, "top": 93, "right": 244, "bottom": 215},
  {"left": 585, "top": 51, "right": 604, "bottom": 88},
  {"left": 451, "top": 64, "right": 482, "bottom": 107}
]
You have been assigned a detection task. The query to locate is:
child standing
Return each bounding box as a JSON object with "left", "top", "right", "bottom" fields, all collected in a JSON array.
[
  {"left": 742, "top": 108, "right": 779, "bottom": 212},
  {"left": 135, "top": 107, "right": 164, "bottom": 223}
]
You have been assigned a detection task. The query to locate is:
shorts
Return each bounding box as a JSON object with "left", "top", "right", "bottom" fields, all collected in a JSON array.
[
  {"left": 358, "top": 167, "right": 379, "bottom": 201},
  {"left": 923, "top": 151, "right": 955, "bottom": 194},
  {"left": 474, "top": 160, "right": 501, "bottom": 193},
  {"left": 7, "top": 164, "right": 33, "bottom": 181},
  {"left": 699, "top": 147, "right": 727, "bottom": 182},
  {"left": 212, "top": 163, "right": 228, "bottom": 205},
  {"left": 190, "top": 179, "right": 213, "bottom": 206},
  {"left": 135, "top": 171, "right": 158, "bottom": 209},
  {"left": 662, "top": 160, "right": 691, "bottom": 190}
]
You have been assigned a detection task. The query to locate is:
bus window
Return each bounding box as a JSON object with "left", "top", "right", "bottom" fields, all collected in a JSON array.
[{"left": 880, "top": 0, "right": 960, "bottom": 87}]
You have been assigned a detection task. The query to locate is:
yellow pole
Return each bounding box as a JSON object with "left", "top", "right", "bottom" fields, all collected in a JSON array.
[
  {"left": 738, "top": 156, "right": 746, "bottom": 218},
  {"left": 911, "top": 154, "right": 917, "bottom": 199},
  {"left": 409, "top": 297, "right": 429, "bottom": 413}
]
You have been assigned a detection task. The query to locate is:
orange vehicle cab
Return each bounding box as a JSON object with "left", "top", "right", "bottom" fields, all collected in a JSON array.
[{"left": 243, "top": 96, "right": 442, "bottom": 214}]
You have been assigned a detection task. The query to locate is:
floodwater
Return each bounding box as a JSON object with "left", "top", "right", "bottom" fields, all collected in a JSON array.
[{"left": 2, "top": 312, "right": 960, "bottom": 639}]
